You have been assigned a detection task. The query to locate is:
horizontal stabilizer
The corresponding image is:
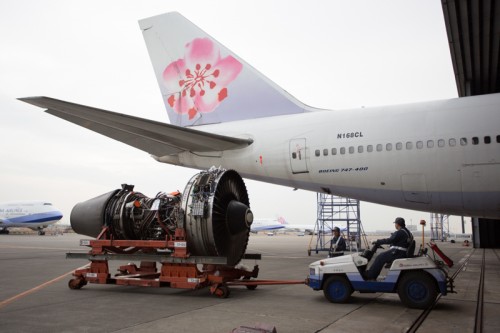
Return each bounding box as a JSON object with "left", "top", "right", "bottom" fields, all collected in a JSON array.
[{"left": 18, "top": 96, "right": 253, "bottom": 157}]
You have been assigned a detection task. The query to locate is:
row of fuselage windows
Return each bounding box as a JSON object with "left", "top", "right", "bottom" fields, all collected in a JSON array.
[{"left": 314, "top": 135, "right": 500, "bottom": 157}]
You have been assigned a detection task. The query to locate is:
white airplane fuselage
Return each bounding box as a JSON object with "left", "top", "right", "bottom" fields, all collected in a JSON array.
[
  {"left": 19, "top": 13, "right": 500, "bottom": 221},
  {"left": 157, "top": 93, "right": 500, "bottom": 219},
  {"left": 251, "top": 218, "right": 286, "bottom": 233},
  {"left": 0, "top": 201, "right": 63, "bottom": 233}
]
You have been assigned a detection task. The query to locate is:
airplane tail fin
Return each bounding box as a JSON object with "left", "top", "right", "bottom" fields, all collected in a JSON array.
[
  {"left": 277, "top": 216, "right": 288, "bottom": 225},
  {"left": 139, "top": 12, "right": 306, "bottom": 127}
]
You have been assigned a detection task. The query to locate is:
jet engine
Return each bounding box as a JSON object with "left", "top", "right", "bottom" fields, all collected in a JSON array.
[{"left": 70, "top": 168, "right": 253, "bottom": 265}]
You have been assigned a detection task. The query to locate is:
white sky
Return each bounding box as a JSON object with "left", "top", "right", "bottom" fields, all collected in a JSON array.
[{"left": 0, "top": 0, "right": 470, "bottom": 232}]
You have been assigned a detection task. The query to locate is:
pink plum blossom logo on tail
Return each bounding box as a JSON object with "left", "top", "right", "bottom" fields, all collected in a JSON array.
[{"left": 163, "top": 38, "right": 243, "bottom": 120}]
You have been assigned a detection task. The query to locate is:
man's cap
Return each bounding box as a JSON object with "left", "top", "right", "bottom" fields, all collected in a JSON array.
[
  {"left": 394, "top": 217, "right": 405, "bottom": 226},
  {"left": 333, "top": 227, "right": 340, "bottom": 232}
]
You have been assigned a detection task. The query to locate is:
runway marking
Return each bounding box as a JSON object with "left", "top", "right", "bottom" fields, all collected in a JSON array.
[{"left": 0, "top": 265, "right": 88, "bottom": 310}]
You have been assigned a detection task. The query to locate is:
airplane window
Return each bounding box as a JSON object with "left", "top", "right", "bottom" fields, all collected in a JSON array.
[
  {"left": 386, "top": 143, "right": 392, "bottom": 151},
  {"left": 376, "top": 144, "right": 382, "bottom": 152},
  {"left": 367, "top": 145, "right": 373, "bottom": 152},
  {"left": 416, "top": 141, "right": 423, "bottom": 149},
  {"left": 43, "top": 203, "right": 52, "bottom": 206},
  {"left": 438, "top": 139, "right": 445, "bottom": 147},
  {"left": 449, "top": 138, "right": 456, "bottom": 147},
  {"left": 460, "top": 137, "right": 467, "bottom": 146},
  {"left": 396, "top": 142, "right": 402, "bottom": 150},
  {"left": 484, "top": 136, "right": 491, "bottom": 144},
  {"left": 497, "top": 135, "right": 500, "bottom": 143},
  {"left": 314, "top": 150, "right": 319, "bottom": 157},
  {"left": 332, "top": 148, "right": 337, "bottom": 155},
  {"left": 349, "top": 146, "right": 354, "bottom": 154},
  {"left": 340, "top": 147, "right": 346, "bottom": 155},
  {"left": 427, "top": 140, "right": 434, "bottom": 148},
  {"left": 323, "top": 149, "right": 328, "bottom": 156},
  {"left": 472, "top": 137, "right": 479, "bottom": 145},
  {"left": 406, "top": 142, "right": 413, "bottom": 150},
  {"left": 358, "top": 146, "right": 363, "bottom": 153}
]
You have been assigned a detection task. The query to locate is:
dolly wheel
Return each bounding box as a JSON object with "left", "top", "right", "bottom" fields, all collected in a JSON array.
[
  {"left": 323, "top": 275, "right": 352, "bottom": 303},
  {"left": 243, "top": 277, "right": 257, "bottom": 290},
  {"left": 398, "top": 271, "right": 438, "bottom": 309},
  {"left": 68, "top": 278, "right": 86, "bottom": 290},
  {"left": 214, "top": 285, "right": 231, "bottom": 298}
]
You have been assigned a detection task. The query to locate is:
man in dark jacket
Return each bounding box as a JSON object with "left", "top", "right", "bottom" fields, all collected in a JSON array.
[
  {"left": 364, "top": 217, "right": 413, "bottom": 280},
  {"left": 331, "top": 226, "right": 347, "bottom": 252}
]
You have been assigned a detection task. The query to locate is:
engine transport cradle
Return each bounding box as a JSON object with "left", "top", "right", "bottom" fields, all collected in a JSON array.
[
  {"left": 65, "top": 169, "right": 304, "bottom": 297},
  {"left": 66, "top": 227, "right": 305, "bottom": 298}
]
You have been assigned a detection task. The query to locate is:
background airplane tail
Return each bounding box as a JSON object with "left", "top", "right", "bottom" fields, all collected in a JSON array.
[
  {"left": 277, "top": 216, "right": 288, "bottom": 225},
  {"left": 139, "top": 12, "right": 306, "bottom": 127}
]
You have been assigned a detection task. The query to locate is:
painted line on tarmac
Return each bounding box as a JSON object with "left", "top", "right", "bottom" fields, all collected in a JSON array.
[{"left": 0, "top": 265, "right": 87, "bottom": 310}]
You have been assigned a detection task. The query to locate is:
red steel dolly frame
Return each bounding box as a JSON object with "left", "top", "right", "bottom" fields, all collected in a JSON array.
[{"left": 67, "top": 227, "right": 304, "bottom": 297}]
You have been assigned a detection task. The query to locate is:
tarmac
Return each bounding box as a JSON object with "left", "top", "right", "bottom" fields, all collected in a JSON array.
[{"left": 0, "top": 233, "right": 499, "bottom": 333}]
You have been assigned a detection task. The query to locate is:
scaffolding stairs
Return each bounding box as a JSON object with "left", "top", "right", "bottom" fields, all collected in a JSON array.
[
  {"left": 430, "top": 213, "right": 449, "bottom": 241},
  {"left": 311, "top": 193, "right": 368, "bottom": 255}
]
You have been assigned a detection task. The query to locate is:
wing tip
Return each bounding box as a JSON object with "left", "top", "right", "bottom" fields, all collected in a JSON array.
[
  {"left": 18, "top": 96, "right": 53, "bottom": 109},
  {"left": 18, "top": 96, "right": 45, "bottom": 101}
]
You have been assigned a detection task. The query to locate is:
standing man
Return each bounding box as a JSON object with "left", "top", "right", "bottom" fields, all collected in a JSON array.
[
  {"left": 330, "top": 226, "right": 347, "bottom": 255},
  {"left": 364, "top": 217, "right": 413, "bottom": 280}
]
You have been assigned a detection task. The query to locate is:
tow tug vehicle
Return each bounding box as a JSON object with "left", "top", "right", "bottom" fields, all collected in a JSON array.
[{"left": 306, "top": 241, "right": 454, "bottom": 309}]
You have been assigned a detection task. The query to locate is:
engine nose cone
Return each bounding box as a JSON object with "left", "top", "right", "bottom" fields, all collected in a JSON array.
[
  {"left": 226, "top": 200, "right": 253, "bottom": 235},
  {"left": 246, "top": 210, "right": 254, "bottom": 227}
]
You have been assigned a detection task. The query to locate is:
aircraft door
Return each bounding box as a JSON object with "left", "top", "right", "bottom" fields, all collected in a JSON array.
[{"left": 289, "top": 138, "right": 309, "bottom": 174}]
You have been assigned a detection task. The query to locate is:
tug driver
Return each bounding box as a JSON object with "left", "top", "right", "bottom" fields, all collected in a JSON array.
[{"left": 364, "top": 217, "right": 413, "bottom": 280}]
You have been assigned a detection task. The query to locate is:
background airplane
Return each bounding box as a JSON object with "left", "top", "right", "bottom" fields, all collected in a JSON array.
[
  {"left": 0, "top": 201, "right": 63, "bottom": 235},
  {"left": 250, "top": 216, "right": 287, "bottom": 233},
  {"left": 284, "top": 221, "right": 347, "bottom": 235}
]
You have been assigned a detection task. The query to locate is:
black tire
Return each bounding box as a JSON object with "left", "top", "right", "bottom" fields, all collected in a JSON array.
[
  {"left": 398, "top": 271, "right": 438, "bottom": 309},
  {"left": 214, "top": 285, "right": 231, "bottom": 298},
  {"left": 323, "top": 275, "right": 352, "bottom": 303},
  {"left": 243, "top": 277, "right": 257, "bottom": 290},
  {"left": 68, "top": 279, "right": 85, "bottom": 290}
]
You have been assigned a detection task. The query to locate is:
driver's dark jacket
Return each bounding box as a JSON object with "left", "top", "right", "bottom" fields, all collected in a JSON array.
[{"left": 376, "top": 227, "right": 413, "bottom": 249}]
